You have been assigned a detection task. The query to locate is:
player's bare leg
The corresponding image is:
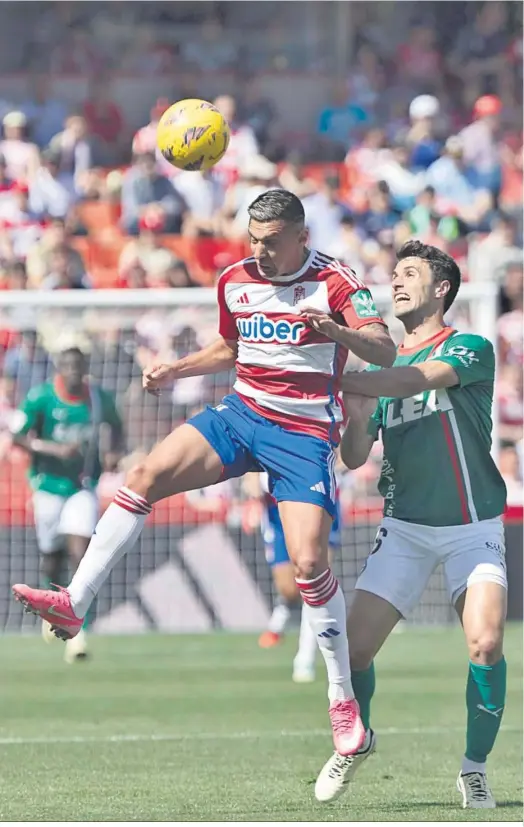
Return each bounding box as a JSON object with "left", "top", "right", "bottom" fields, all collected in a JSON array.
[
  {"left": 455, "top": 581, "right": 507, "bottom": 809},
  {"left": 63, "top": 534, "right": 91, "bottom": 662},
  {"left": 279, "top": 501, "right": 364, "bottom": 755},
  {"left": 315, "top": 590, "right": 400, "bottom": 801},
  {"left": 13, "top": 424, "right": 224, "bottom": 639}
]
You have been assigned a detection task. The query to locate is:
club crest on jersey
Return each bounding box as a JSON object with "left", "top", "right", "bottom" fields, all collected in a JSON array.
[
  {"left": 293, "top": 285, "right": 306, "bottom": 305},
  {"left": 237, "top": 313, "right": 305, "bottom": 344}
]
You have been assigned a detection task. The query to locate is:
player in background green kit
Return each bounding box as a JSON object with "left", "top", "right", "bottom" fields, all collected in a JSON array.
[
  {"left": 312, "top": 241, "right": 508, "bottom": 809},
  {"left": 11, "top": 344, "right": 124, "bottom": 663}
]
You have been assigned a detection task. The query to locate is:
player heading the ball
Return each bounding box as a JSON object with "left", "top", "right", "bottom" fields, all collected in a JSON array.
[{"left": 13, "top": 189, "right": 396, "bottom": 760}]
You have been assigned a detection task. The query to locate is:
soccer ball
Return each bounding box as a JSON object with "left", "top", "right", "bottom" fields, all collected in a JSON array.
[{"left": 156, "top": 99, "right": 230, "bottom": 171}]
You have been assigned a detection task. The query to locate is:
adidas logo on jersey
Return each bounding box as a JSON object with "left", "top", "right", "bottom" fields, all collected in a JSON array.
[
  {"left": 237, "top": 313, "right": 305, "bottom": 344},
  {"left": 238, "top": 293, "right": 249, "bottom": 305},
  {"left": 310, "top": 481, "right": 326, "bottom": 494}
]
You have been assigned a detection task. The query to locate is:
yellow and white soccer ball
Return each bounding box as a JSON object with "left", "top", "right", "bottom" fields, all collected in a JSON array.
[{"left": 156, "top": 99, "right": 230, "bottom": 171}]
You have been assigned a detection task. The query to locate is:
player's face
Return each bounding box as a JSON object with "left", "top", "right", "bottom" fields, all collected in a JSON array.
[
  {"left": 248, "top": 219, "right": 308, "bottom": 279},
  {"left": 391, "top": 257, "right": 449, "bottom": 320},
  {"left": 59, "top": 351, "right": 86, "bottom": 392}
]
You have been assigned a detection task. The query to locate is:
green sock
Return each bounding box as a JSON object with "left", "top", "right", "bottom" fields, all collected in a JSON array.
[
  {"left": 352, "top": 663, "right": 375, "bottom": 730},
  {"left": 466, "top": 658, "right": 507, "bottom": 763}
]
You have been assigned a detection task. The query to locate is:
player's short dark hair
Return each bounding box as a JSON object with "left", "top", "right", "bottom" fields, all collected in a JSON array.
[
  {"left": 247, "top": 189, "right": 305, "bottom": 226},
  {"left": 397, "top": 240, "right": 461, "bottom": 312}
]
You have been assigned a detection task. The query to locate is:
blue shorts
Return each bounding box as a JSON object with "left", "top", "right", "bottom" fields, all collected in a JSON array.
[
  {"left": 188, "top": 393, "right": 337, "bottom": 517},
  {"left": 263, "top": 497, "right": 342, "bottom": 567}
]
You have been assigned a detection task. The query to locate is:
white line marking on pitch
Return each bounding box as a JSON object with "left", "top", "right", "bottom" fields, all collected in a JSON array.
[{"left": 0, "top": 725, "right": 519, "bottom": 746}]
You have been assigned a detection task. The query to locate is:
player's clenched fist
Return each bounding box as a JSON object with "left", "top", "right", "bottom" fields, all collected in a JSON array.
[{"left": 142, "top": 363, "right": 175, "bottom": 395}]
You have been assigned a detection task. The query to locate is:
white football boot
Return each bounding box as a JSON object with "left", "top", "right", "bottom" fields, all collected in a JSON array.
[
  {"left": 64, "top": 629, "right": 89, "bottom": 664},
  {"left": 457, "top": 772, "right": 496, "bottom": 809},
  {"left": 315, "top": 729, "right": 376, "bottom": 802}
]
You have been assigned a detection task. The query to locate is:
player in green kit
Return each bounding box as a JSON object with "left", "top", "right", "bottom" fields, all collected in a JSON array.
[
  {"left": 11, "top": 345, "right": 123, "bottom": 662},
  {"left": 312, "top": 241, "right": 508, "bottom": 809}
]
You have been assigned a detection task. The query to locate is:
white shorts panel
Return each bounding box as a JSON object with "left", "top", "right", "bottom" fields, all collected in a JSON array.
[
  {"left": 33, "top": 489, "right": 98, "bottom": 553},
  {"left": 440, "top": 517, "right": 508, "bottom": 605},
  {"left": 355, "top": 519, "right": 439, "bottom": 616},
  {"left": 59, "top": 489, "right": 99, "bottom": 539},
  {"left": 355, "top": 516, "right": 507, "bottom": 616}
]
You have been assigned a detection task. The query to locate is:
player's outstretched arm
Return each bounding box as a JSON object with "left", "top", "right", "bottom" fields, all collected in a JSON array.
[
  {"left": 300, "top": 308, "right": 396, "bottom": 367},
  {"left": 341, "top": 360, "right": 459, "bottom": 399},
  {"left": 142, "top": 336, "right": 238, "bottom": 395},
  {"left": 340, "top": 394, "right": 378, "bottom": 470}
]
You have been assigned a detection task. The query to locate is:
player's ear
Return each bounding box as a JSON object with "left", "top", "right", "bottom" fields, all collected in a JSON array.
[
  {"left": 298, "top": 225, "right": 309, "bottom": 245},
  {"left": 435, "top": 279, "right": 450, "bottom": 300}
]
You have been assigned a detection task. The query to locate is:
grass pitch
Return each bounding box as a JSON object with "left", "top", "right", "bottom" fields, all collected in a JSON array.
[{"left": 0, "top": 625, "right": 522, "bottom": 821}]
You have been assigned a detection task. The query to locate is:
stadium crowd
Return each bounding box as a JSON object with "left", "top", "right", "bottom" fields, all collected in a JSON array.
[{"left": 0, "top": 0, "right": 521, "bottom": 508}]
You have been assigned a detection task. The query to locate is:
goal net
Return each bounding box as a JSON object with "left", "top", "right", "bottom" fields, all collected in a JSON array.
[{"left": 0, "top": 284, "right": 498, "bottom": 634}]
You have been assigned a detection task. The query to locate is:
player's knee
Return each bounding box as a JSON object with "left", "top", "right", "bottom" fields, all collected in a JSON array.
[
  {"left": 293, "top": 554, "right": 322, "bottom": 580},
  {"left": 468, "top": 632, "right": 504, "bottom": 665},
  {"left": 125, "top": 462, "right": 158, "bottom": 503},
  {"left": 349, "top": 642, "right": 375, "bottom": 672}
]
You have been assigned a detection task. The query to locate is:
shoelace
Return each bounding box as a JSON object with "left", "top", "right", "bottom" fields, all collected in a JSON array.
[
  {"left": 465, "top": 773, "right": 490, "bottom": 800},
  {"left": 330, "top": 701, "right": 356, "bottom": 735},
  {"left": 328, "top": 753, "right": 354, "bottom": 779}
]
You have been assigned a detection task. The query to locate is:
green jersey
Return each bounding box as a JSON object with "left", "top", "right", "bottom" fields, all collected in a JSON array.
[
  {"left": 368, "top": 328, "right": 506, "bottom": 527},
  {"left": 11, "top": 380, "right": 122, "bottom": 498}
]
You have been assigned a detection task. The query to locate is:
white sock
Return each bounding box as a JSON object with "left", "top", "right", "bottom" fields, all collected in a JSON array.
[
  {"left": 296, "top": 569, "right": 354, "bottom": 703},
  {"left": 293, "top": 605, "right": 318, "bottom": 672},
  {"left": 68, "top": 487, "right": 151, "bottom": 618},
  {"left": 461, "top": 756, "right": 487, "bottom": 775},
  {"left": 267, "top": 599, "right": 292, "bottom": 635}
]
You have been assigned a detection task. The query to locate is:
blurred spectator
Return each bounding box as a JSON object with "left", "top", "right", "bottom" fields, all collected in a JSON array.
[
  {"left": 303, "top": 172, "right": 352, "bottom": 252},
  {"left": 498, "top": 442, "right": 523, "bottom": 506},
  {"left": 355, "top": 181, "right": 401, "bottom": 241},
  {"left": 459, "top": 95, "right": 502, "bottom": 194},
  {"left": 50, "top": 29, "right": 103, "bottom": 76},
  {"left": 278, "top": 151, "right": 318, "bottom": 199},
  {"left": 49, "top": 113, "right": 95, "bottom": 195},
  {"left": 25, "top": 217, "right": 86, "bottom": 289},
  {"left": 174, "top": 170, "right": 224, "bottom": 237},
  {"left": 373, "top": 138, "right": 425, "bottom": 210},
  {"left": 83, "top": 75, "right": 125, "bottom": 166},
  {"left": 29, "top": 148, "right": 76, "bottom": 219},
  {"left": 451, "top": 3, "right": 509, "bottom": 104},
  {"left": 121, "top": 28, "right": 177, "bottom": 76},
  {"left": 469, "top": 213, "right": 523, "bottom": 282},
  {"left": 181, "top": 17, "right": 238, "bottom": 72},
  {"left": 0, "top": 111, "right": 40, "bottom": 182},
  {"left": 21, "top": 74, "right": 68, "bottom": 149},
  {"left": 406, "top": 95, "right": 443, "bottom": 171},
  {"left": 317, "top": 84, "right": 368, "bottom": 159},
  {"left": 117, "top": 261, "right": 148, "bottom": 290},
  {"left": 498, "top": 364, "right": 523, "bottom": 444},
  {"left": 0, "top": 259, "right": 27, "bottom": 291},
  {"left": 346, "top": 44, "right": 384, "bottom": 120},
  {"left": 497, "top": 262, "right": 523, "bottom": 366},
  {"left": 212, "top": 95, "right": 259, "bottom": 188},
  {"left": 221, "top": 155, "right": 277, "bottom": 239},
  {"left": 327, "top": 214, "right": 366, "bottom": 273},
  {"left": 40, "top": 246, "right": 90, "bottom": 290},
  {"left": 0, "top": 155, "right": 18, "bottom": 220},
  {"left": 120, "top": 152, "right": 186, "bottom": 235},
  {"left": 425, "top": 136, "right": 493, "bottom": 228},
  {"left": 366, "top": 242, "right": 397, "bottom": 285},
  {"left": 119, "top": 216, "right": 190, "bottom": 285},
  {"left": 397, "top": 25, "right": 443, "bottom": 92},
  {"left": 0, "top": 182, "right": 44, "bottom": 260},
  {"left": 132, "top": 98, "right": 169, "bottom": 156},
  {"left": 3, "top": 330, "right": 52, "bottom": 399}
]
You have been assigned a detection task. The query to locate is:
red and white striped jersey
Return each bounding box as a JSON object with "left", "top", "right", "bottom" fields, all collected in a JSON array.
[{"left": 217, "top": 249, "right": 385, "bottom": 443}]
